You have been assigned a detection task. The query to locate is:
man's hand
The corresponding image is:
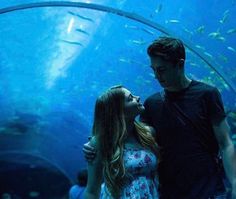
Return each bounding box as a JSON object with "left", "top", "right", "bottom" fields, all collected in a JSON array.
[{"left": 83, "top": 141, "right": 96, "bottom": 162}]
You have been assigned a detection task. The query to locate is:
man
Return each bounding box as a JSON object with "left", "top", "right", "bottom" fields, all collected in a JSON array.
[
  {"left": 83, "top": 36, "right": 236, "bottom": 199},
  {"left": 141, "top": 36, "right": 236, "bottom": 199}
]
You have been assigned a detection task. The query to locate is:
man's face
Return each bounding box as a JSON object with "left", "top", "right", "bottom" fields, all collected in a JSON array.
[{"left": 150, "top": 56, "right": 180, "bottom": 90}]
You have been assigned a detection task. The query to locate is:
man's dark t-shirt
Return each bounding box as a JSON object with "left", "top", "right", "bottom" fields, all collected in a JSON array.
[{"left": 140, "top": 80, "right": 226, "bottom": 198}]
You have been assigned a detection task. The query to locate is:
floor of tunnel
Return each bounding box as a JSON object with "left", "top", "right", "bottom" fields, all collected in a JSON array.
[{"left": 0, "top": 161, "right": 71, "bottom": 199}]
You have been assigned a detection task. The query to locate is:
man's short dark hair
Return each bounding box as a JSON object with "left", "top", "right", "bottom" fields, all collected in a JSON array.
[
  {"left": 77, "top": 168, "right": 87, "bottom": 186},
  {"left": 147, "top": 36, "right": 185, "bottom": 65}
]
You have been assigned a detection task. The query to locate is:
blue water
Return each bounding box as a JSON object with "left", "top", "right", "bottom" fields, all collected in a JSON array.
[{"left": 0, "top": 0, "right": 235, "bottom": 198}]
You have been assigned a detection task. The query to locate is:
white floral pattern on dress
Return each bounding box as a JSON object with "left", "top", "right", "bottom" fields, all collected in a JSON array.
[{"left": 100, "top": 144, "right": 159, "bottom": 199}]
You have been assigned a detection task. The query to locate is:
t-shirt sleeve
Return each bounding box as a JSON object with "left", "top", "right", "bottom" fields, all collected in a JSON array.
[{"left": 206, "top": 88, "right": 226, "bottom": 124}]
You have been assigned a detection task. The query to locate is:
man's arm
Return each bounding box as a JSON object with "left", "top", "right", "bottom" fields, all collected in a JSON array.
[
  {"left": 83, "top": 137, "right": 103, "bottom": 199},
  {"left": 213, "top": 118, "right": 236, "bottom": 198}
]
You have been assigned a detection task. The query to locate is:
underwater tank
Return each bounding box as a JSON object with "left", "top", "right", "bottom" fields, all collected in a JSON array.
[{"left": 0, "top": 0, "right": 236, "bottom": 198}]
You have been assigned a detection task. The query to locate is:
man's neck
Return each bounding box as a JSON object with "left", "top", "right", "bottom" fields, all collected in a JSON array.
[{"left": 166, "top": 76, "right": 192, "bottom": 92}]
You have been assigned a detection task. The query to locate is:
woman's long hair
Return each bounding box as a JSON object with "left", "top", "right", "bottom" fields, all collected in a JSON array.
[{"left": 92, "top": 86, "right": 158, "bottom": 198}]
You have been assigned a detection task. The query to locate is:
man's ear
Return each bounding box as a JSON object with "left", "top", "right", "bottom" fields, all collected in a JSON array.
[{"left": 177, "top": 59, "right": 185, "bottom": 68}]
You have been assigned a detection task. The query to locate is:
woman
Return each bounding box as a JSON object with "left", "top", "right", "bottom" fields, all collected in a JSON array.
[{"left": 83, "top": 86, "right": 159, "bottom": 199}]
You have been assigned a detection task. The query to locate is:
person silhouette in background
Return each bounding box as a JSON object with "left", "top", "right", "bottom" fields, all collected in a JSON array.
[{"left": 69, "top": 168, "right": 87, "bottom": 199}]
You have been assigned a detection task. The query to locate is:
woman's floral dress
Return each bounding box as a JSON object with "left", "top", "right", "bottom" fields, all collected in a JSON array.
[{"left": 100, "top": 144, "right": 159, "bottom": 199}]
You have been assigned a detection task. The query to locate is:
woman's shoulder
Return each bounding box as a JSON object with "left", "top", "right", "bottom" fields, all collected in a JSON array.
[{"left": 136, "top": 121, "right": 156, "bottom": 136}]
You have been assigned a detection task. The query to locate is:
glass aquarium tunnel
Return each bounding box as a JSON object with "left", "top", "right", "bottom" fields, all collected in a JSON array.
[{"left": 0, "top": 0, "right": 236, "bottom": 198}]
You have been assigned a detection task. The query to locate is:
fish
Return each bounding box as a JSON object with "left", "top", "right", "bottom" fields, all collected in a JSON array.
[
  {"left": 196, "top": 25, "right": 205, "bottom": 33},
  {"left": 218, "top": 54, "right": 228, "bottom": 62},
  {"left": 60, "top": 40, "right": 83, "bottom": 46},
  {"left": 223, "top": 9, "right": 230, "bottom": 15},
  {"left": 219, "top": 10, "right": 230, "bottom": 24},
  {"left": 208, "top": 29, "right": 225, "bottom": 41},
  {"left": 119, "top": 58, "right": 131, "bottom": 63},
  {"left": 227, "top": 46, "right": 236, "bottom": 53},
  {"left": 227, "top": 28, "right": 236, "bottom": 34},
  {"left": 195, "top": 45, "right": 205, "bottom": 50},
  {"left": 124, "top": 24, "right": 139, "bottom": 30},
  {"left": 208, "top": 32, "right": 220, "bottom": 38},
  {"left": 141, "top": 28, "right": 154, "bottom": 35},
  {"left": 165, "top": 19, "right": 180, "bottom": 24},
  {"left": 129, "top": 39, "right": 146, "bottom": 45},
  {"left": 183, "top": 27, "right": 193, "bottom": 36},
  {"left": 68, "top": 11, "right": 94, "bottom": 23},
  {"left": 204, "top": 52, "right": 213, "bottom": 59},
  {"left": 75, "top": 28, "right": 90, "bottom": 36},
  {"left": 155, "top": 4, "right": 163, "bottom": 13},
  {"left": 190, "top": 62, "right": 197, "bottom": 66},
  {"left": 216, "top": 36, "right": 226, "bottom": 42},
  {"left": 210, "top": 71, "right": 215, "bottom": 74}
]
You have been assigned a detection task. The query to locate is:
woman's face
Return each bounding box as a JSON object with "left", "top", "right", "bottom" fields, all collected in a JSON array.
[{"left": 122, "top": 88, "right": 145, "bottom": 119}]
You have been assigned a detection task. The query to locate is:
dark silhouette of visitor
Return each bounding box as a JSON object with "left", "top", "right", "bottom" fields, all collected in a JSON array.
[{"left": 69, "top": 168, "right": 87, "bottom": 199}]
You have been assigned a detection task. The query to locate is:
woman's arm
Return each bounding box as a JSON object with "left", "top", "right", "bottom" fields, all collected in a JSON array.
[{"left": 83, "top": 137, "right": 103, "bottom": 199}]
